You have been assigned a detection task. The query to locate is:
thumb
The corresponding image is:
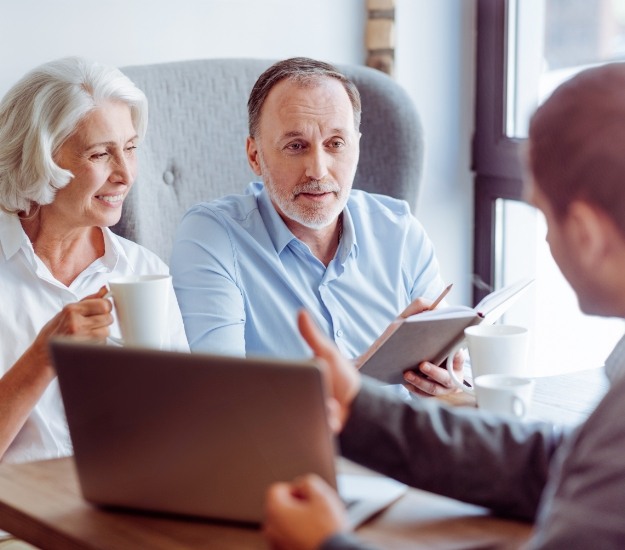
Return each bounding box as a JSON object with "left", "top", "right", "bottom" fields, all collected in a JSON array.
[
  {"left": 292, "top": 474, "right": 331, "bottom": 501},
  {"left": 297, "top": 309, "right": 360, "bottom": 422},
  {"left": 82, "top": 285, "right": 109, "bottom": 301},
  {"left": 326, "top": 399, "right": 343, "bottom": 434},
  {"left": 298, "top": 309, "right": 338, "bottom": 363}
]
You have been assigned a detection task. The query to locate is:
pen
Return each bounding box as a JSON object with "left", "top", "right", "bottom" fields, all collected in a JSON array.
[{"left": 428, "top": 283, "right": 453, "bottom": 311}]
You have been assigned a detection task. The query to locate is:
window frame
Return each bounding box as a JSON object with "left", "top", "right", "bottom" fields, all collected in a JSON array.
[{"left": 473, "top": 0, "right": 525, "bottom": 304}]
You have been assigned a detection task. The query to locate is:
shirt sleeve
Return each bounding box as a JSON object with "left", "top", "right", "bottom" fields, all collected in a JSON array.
[
  {"left": 404, "top": 215, "right": 446, "bottom": 302},
  {"left": 170, "top": 204, "right": 246, "bottom": 356},
  {"left": 339, "top": 379, "right": 565, "bottom": 521}
]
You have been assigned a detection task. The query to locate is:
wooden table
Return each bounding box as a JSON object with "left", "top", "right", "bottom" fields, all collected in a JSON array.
[
  {"left": 0, "top": 457, "right": 531, "bottom": 550},
  {"left": 0, "top": 368, "right": 607, "bottom": 550}
]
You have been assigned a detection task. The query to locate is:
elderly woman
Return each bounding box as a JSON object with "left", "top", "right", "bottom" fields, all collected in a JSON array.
[{"left": 0, "top": 57, "right": 188, "bottom": 464}]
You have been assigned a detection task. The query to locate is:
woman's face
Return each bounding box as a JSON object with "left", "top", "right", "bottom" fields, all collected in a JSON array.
[{"left": 50, "top": 100, "right": 138, "bottom": 229}]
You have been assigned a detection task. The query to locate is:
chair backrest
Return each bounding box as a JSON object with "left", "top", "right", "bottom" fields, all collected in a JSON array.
[{"left": 114, "top": 58, "right": 424, "bottom": 261}]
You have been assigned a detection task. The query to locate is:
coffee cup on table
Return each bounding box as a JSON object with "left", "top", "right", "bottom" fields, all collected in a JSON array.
[
  {"left": 473, "top": 374, "right": 535, "bottom": 418},
  {"left": 104, "top": 274, "right": 171, "bottom": 349},
  {"left": 446, "top": 324, "right": 529, "bottom": 394}
]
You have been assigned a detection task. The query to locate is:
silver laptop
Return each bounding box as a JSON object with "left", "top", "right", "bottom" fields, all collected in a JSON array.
[{"left": 50, "top": 340, "right": 406, "bottom": 526}]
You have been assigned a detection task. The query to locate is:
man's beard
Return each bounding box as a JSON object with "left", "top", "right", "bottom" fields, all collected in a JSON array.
[{"left": 260, "top": 162, "right": 351, "bottom": 230}]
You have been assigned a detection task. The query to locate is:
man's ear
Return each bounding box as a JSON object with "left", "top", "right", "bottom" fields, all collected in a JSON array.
[
  {"left": 567, "top": 201, "right": 610, "bottom": 269},
  {"left": 246, "top": 136, "right": 262, "bottom": 176}
]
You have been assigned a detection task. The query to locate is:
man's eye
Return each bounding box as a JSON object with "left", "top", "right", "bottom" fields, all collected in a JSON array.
[
  {"left": 286, "top": 142, "right": 305, "bottom": 151},
  {"left": 125, "top": 145, "right": 137, "bottom": 155},
  {"left": 329, "top": 140, "right": 345, "bottom": 149}
]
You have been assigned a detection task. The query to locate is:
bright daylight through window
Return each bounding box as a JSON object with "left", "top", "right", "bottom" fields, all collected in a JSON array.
[{"left": 499, "top": 0, "right": 625, "bottom": 375}]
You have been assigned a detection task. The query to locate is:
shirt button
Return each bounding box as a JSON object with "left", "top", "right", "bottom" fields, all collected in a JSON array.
[{"left": 336, "top": 329, "right": 344, "bottom": 338}]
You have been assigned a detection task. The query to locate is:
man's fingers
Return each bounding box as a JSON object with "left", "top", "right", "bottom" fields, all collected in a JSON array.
[
  {"left": 452, "top": 350, "right": 465, "bottom": 372},
  {"left": 399, "top": 298, "right": 430, "bottom": 318},
  {"left": 326, "top": 399, "right": 343, "bottom": 433},
  {"left": 403, "top": 360, "right": 464, "bottom": 396},
  {"left": 403, "top": 372, "right": 442, "bottom": 396},
  {"left": 289, "top": 474, "right": 340, "bottom": 509},
  {"left": 298, "top": 310, "right": 337, "bottom": 361},
  {"left": 418, "top": 362, "right": 453, "bottom": 387}
]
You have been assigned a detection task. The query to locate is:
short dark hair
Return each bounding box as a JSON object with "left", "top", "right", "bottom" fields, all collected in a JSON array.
[
  {"left": 528, "top": 62, "right": 625, "bottom": 236},
  {"left": 247, "top": 57, "right": 362, "bottom": 137}
]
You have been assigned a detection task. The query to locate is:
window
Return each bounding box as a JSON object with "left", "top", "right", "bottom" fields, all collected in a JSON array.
[{"left": 474, "top": 0, "right": 625, "bottom": 375}]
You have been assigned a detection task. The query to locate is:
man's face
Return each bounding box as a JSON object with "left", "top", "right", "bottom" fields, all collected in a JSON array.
[
  {"left": 527, "top": 177, "right": 604, "bottom": 316},
  {"left": 246, "top": 77, "right": 360, "bottom": 231}
]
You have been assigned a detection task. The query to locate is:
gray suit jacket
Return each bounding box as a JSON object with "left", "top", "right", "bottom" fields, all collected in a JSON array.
[{"left": 324, "top": 337, "right": 625, "bottom": 549}]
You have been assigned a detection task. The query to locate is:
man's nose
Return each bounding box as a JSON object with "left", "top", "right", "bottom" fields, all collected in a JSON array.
[{"left": 305, "top": 146, "right": 329, "bottom": 181}]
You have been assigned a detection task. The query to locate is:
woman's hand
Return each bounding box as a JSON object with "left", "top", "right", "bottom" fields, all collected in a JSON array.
[
  {"left": 26, "top": 286, "right": 113, "bottom": 375},
  {"left": 264, "top": 474, "right": 349, "bottom": 550},
  {"left": 0, "top": 286, "right": 113, "bottom": 459}
]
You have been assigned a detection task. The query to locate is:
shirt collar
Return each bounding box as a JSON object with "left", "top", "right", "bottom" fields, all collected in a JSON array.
[
  {"left": 256, "top": 183, "right": 296, "bottom": 254},
  {"left": 0, "top": 210, "right": 29, "bottom": 261},
  {"left": 254, "top": 182, "right": 358, "bottom": 262},
  {"left": 100, "top": 227, "right": 131, "bottom": 271},
  {"left": 337, "top": 204, "right": 358, "bottom": 262},
  {"left": 0, "top": 210, "right": 129, "bottom": 273}
]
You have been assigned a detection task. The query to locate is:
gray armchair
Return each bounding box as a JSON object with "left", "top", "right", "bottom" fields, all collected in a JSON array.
[{"left": 114, "top": 58, "right": 424, "bottom": 261}]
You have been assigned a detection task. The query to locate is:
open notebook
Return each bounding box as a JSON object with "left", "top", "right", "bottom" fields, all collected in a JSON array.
[
  {"left": 359, "top": 277, "right": 534, "bottom": 384},
  {"left": 50, "top": 340, "right": 406, "bottom": 527}
]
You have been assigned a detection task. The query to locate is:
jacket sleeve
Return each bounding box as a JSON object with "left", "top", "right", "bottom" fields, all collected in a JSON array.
[
  {"left": 528, "top": 376, "right": 625, "bottom": 548},
  {"left": 338, "top": 378, "right": 566, "bottom": 521},
  {"left": 319, "top": 532, "right": 379, "bottom": 550}
]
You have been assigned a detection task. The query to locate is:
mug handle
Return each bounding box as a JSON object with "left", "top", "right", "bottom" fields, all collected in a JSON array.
[
  {"left": 512, "top": 396, "right": 526, "bottom": 418},
  {"left": 103, "top": 289, "right": 123, "bottom": 346},
  {"left": 446, "top": 340, "right": 474, "bottom": 394}
]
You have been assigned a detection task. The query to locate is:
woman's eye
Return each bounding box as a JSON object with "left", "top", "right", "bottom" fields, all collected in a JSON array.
[
  {"left": 125, "top": 145, "right": 137, "bottom": 154},
  {"left": 90, "top": 152, "right": 109, "bottom": 160}
]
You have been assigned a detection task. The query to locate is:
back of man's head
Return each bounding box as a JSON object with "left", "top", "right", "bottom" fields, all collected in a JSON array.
[{"left": 528, "top": 62, "right": 625, "bottom": 236}]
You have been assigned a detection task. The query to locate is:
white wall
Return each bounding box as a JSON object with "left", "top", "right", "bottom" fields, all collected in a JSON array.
[
  {"left": 0, "top": 0, "right": 366, "bottom": 98},
  {"left": 0, "top": 0, "right": 475, "bottom": 305},
  {"left": 396, "top": 0, "right": 476, "bottom": 305}
]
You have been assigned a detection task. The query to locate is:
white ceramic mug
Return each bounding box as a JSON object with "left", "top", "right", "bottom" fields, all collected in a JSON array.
[
  {"left": 105, "top": 274, "right": 171, "bottom": 349},
  {"left": 474, "top": 374, "right": 535, "bottom": 418},
  {"left": 446, "top": 324, "right": 529, "bottom": 394}
]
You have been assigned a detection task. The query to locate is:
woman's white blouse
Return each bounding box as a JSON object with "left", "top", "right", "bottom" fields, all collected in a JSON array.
[{"left": 0, "top": 211, "right": 188, "bottom": 464}]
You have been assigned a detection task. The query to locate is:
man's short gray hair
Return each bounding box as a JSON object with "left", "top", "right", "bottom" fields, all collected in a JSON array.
[
  {"left": 0, "top": 57, "right": 148, "bottom": 213},
  {"left": 247, "top": 57, "right": 362, "bottom": 138}
]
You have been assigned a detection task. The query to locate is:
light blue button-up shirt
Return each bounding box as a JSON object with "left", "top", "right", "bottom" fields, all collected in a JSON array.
[{"left": 171, "top": 182, "right": 446, "bottom": 360}]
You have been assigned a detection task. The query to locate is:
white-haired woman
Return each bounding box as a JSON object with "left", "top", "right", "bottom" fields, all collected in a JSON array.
[{"left": 0, "top": 57, "right": 188, "bottom": 465}]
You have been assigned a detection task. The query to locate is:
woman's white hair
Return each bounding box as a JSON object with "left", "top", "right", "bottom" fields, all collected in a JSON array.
[{"left": 0, "top": 57, "right": 148, "bottom": 213}]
